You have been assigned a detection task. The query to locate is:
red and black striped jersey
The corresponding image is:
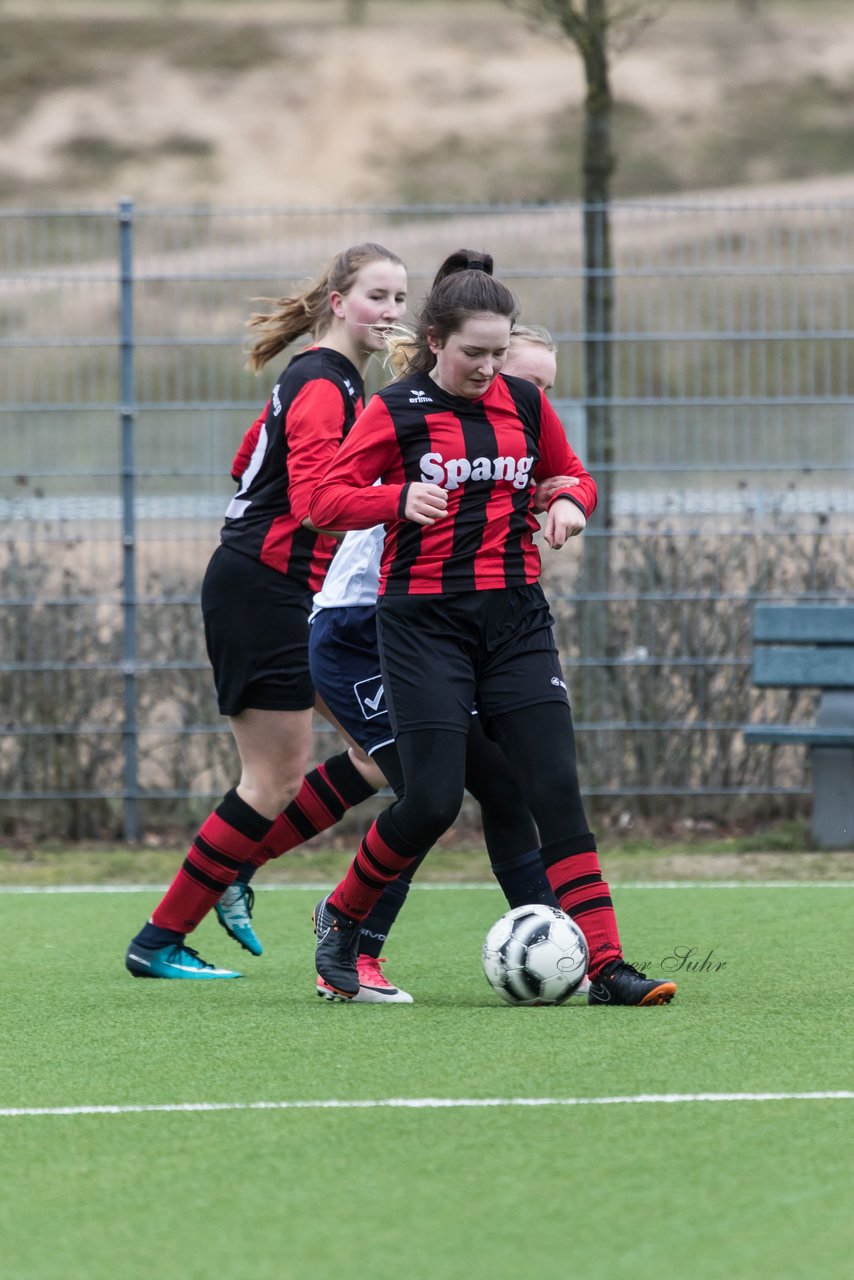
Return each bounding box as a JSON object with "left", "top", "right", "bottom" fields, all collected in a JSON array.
[
  {"left": 308, "top": 371, "right": 597, "bottom": 597},
  {"left": 230, "top": 403, "right": 268, "bottom": 481},
  {"left": 220, "top": 347, "right": 364, "bottom": 598}
]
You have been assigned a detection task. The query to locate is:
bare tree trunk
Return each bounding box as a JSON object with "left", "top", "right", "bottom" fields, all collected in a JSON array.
[
  {"left": 578, "top": 0, "right": 617, "bottom": 737},
  {"left": 505, "top": 0, "right": 622, "bottom": 718},
  {"left": 346, "top": 0, "right": 368, "bottom": 24},
  {"left": 560, "top": 1, "right": 616, "bottom": 715},
  {"left": 579, "top": 0, "right": 615, "bottom": 563}
]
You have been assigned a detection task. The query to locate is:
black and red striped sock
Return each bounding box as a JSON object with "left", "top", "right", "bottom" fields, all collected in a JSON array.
[
  {"left": 540, "top": 834, "right": 622, "bottom": 977},
  {"left": 358, "top": 853, "right": 427, "bottom": 958},
  {"left": 236, "top": 751, "right": 378, "bottom": 886},
  {"left": 329, "top": 808, "right": 424, "bottom": 923},
  {"left": 151, "top": 789, "right": 273, "bottom": 935}
]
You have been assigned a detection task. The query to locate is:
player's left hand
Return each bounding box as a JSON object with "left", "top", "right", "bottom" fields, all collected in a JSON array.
[
  {"left": 404, "top": 481, "right": 448, "bottom": 526},
  {"left": 532, "top": 474, "right": 578, "bottom": 514},
  {"left": 543, "top": 496, "right": 586, "bottom": 549}
]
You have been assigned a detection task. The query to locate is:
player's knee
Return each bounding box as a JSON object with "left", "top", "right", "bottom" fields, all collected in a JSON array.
[
  {"left": 238, "top": 765, "right": 303, "bottom": 818},
  {"left": 411, "top": 785, "right": 465, "bottom": 845}
]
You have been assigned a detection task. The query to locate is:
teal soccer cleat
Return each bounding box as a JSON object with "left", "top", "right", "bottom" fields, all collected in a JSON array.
[
  {"left": 215, "top": 883, "right": 263, "bottom": 956},
  {"left": 125, "top": 942, "right": 242, "bottom": 979}
]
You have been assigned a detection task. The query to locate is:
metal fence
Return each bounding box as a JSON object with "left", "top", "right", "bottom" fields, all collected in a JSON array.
[{"left": 1, "top": 198, "right": 853, "bottom": 842}]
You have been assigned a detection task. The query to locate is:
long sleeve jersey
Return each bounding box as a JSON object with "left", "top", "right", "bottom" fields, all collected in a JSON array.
[
  {"left": 230, "top": 404, "right": 268, "bottom": 482},
  {"left": 220, "top": 346, "right": 364, "bottom": 599},
  {"left": 308, "top": 371, "right": 597, "bottom": 597}
]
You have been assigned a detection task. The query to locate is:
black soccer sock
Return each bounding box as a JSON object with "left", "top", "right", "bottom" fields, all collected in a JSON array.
[
  {"left": 133, "top": 922, "right": 185, "bottom": 949},
  {"left": 490, "top": 847, "right": 560, "bottom": 910},
  {"left": 354, "top": 743, "right": 414, "bottom": 956},
  {"left": 358, "top": 854, "right": 427, "bottom": 959}
]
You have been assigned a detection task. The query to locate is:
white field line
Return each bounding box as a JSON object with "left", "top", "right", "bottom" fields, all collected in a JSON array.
[
  {"left": 2, "top": 1091, "right": 852, "bottom": 1119},
  {"left": 1, "top": 881, "right": 853, "bottom": 895}
]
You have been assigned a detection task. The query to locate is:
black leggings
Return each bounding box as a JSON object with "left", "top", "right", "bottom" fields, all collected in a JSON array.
[
  {"left": 387, "top": 701, "right": 590, "bottom": 855},
  {"left": 372, "top": 715, "right": 539, "bottom": 873}
]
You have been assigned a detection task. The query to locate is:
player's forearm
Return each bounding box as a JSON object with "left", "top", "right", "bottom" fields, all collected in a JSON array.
[{"left": 308, "top": 481, "right": 403, "bottom": 531}]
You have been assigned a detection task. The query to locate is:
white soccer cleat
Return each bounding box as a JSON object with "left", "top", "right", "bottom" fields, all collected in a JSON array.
[{"left": 316, "top": 954, "right": 413, "bottom": 1003}]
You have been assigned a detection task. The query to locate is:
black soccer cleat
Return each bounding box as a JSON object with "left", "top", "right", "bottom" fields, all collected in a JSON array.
[
  {"left": 313, "top": 896, "right": 361, "bottom": 999},
  {"left": 588, "top": 959, "right": 677, "bottom": 1006}
]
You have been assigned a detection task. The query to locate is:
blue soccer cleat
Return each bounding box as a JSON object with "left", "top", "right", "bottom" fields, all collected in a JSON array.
[
  {"left": 125, "top": 942, "right": 242, "bottom": 980},
  {"left": 215, "top": 883, "right": 263, "bottom": 956}
]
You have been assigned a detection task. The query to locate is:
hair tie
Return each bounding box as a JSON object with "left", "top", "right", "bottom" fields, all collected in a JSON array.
[{"left": 468, "top": 260, "right": 488, "bottom": 272}]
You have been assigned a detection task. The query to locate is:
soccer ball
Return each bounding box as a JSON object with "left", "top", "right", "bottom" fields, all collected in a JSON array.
[{"left": 482, "top": 904, "right": 588, "bottom": 1006}]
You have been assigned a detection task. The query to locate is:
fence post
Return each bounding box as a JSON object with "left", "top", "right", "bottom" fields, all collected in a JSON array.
[{"left": 118, "top": 197, "right": 139, "bottom": 841}]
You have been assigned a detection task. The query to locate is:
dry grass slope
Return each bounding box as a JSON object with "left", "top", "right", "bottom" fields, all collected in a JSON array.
[{"left": 0, "top": 0, "right": 853, "bottom": 207}]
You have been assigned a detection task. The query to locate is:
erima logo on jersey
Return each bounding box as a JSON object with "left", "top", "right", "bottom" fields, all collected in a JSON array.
[
  {"left": 272, "top": 386, "right": 282, "bottom": 417},
  {"left": 409, "top": 389, "right": 434, "bottom": 404},
  {"left": 343, "top": 377, "right": 357, "bottom": 402},
  {"left": 420, "top": 450, "right": 535, "bottom": 491}
]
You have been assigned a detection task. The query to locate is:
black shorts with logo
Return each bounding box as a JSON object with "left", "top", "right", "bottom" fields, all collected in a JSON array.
[
  {"left": 376, "top": 582, "right": 569, "bottom": 736},
  {"left": 201, "top": 544, "right": 315, "bottom": 716}
]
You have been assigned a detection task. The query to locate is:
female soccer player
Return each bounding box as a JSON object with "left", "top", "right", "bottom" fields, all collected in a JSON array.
[
  {"left": 125, "top": 243, "right": 408, "bottom": 979},
  {"left": 302, "top": 325, "right": 580, "bottom": 1002},
  {"left": 308, "top": 250, "right": 677, "bottom": 1007}
]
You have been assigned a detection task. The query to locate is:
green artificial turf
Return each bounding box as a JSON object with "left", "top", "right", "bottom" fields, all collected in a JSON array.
[{"left": 1, "top": 884, "right": 852, "bottom": 1279}]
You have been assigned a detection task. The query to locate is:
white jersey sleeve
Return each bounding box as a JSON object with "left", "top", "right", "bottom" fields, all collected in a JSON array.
[{"left": 310, "top": 524, "right": 384, "bottom": 615}]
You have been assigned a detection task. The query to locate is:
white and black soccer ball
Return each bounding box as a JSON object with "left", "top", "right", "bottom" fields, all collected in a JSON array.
[{"left": 482, "top": 904, "right": 588, "bottom": 1006}]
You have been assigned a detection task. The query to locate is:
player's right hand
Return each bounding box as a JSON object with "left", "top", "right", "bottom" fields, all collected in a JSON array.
[{"left": 404, "top": 482, "right": 448, "bottom": 525}]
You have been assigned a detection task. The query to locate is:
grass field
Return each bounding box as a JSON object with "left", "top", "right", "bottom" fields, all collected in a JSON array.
[{"left": 2, "top": 875, "right": 853, "bottom": 1279}]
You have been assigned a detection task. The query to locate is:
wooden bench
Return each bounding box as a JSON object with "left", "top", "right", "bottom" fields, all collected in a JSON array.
[{"left": 744, "top": 605, "right": 854, "bottom": 848}]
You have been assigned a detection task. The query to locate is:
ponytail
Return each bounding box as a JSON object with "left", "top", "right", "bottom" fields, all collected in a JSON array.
[{"left": 403, "top": 248, "right": 518, "bottom": 376}]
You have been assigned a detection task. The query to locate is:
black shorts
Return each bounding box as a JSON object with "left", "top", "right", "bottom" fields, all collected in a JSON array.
[
  {"left": 376, "top": 583, "right": 569, "bottom": 736},
  {"left": 201, "top": 544, "right": 314, "bottom": 716},
  {"left": 309, "top": 606, "right": 395, "bottom": 756}
]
